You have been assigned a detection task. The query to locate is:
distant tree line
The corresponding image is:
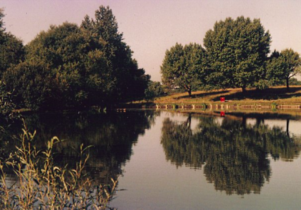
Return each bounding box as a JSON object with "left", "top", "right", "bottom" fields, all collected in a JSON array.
[
  {"left": 0, "top": 6, "right": 153, "bottom": 111},
  {"left": 161, "top": 17, "right": 301, "bottom": 96}
]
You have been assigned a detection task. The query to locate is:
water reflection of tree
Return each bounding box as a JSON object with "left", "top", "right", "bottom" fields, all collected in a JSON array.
[
  {"left": 1, "top": 111, "right": 156, "bottom": 185},
  {"left": 161, "top": 115, "right": 301, "bottom": 195}
]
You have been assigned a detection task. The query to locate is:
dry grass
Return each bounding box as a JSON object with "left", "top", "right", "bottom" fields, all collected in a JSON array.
[
  {"left": 0, "top": 123, "right": 117, "bottom": 210},
  {"left": 154, "top": 86, "right": 301, "bottom": 105}
]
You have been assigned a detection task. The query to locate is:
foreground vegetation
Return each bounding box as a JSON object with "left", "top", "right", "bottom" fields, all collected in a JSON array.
[
  {"left": 0, "top": 110, "right": 156, "bottom": 209},
  {"left": 0, "top": 124, "right": 117, "bottom": 209}
]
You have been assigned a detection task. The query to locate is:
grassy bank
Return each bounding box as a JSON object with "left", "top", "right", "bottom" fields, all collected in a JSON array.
[
  {"left": 154, "top": 86, "right": 301, "bottom": 105},
  {"left": 124, "top": 86, "right": 301, "bottom": 115}
]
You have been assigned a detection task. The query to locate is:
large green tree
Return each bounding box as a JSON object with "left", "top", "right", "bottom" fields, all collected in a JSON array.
[
  {"left": 161, "top": 43, "right": 207, "bottom": 96},
  {"left": 204, "top": 16, "right": 271, "bottom": 93},
  {"left": 4, "top": 23, "right": 87, "bottom": 109},
  {"left": 3, "top": 59, "right": 63, "bottom": 110},
  {"left": 81, "top": 6, "right": 150, "bottom": 101},
  {"left": 3, "top": 6, "right": 149, "bottom": 110},
  {"left": 267, "top": 49, "right": 301, "bottom": 90}
]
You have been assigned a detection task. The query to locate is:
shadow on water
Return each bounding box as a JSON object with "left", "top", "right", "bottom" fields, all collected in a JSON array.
[
  {"left": 161, "top": 113, "right": 301, "bottom": 195},
  {"left": 2, "top": 110, "right": 301, "bottom": 198},
  {"left": 0, "top": 110, "right": 158, "bottom": 185}
]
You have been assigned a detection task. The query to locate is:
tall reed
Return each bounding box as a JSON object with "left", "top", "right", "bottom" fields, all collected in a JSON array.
[{"left": 0, "top": 123, "right": 117, "bottom": 209}]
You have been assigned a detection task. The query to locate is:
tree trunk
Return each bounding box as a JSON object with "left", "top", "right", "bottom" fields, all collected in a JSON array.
[
  {"left": 286, "top": 78, "right": 290, "bottom": 91},
  {"left": 242, "top": 86, "right": 246, "bottom": 94},
  {"left": 188, "top": 89, "right": 192, "bottom": 97}
]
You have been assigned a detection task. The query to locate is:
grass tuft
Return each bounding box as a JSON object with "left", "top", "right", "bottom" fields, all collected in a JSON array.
[{"left": 0, "top": 122, "right": 117, "bottom": 209}]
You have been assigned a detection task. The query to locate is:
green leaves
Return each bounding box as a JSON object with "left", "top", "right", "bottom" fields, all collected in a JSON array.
[
  {"left": 2, "top": 6, "right": 149, "bottom": 110},
  {"left": 161, "top": 43, "right": 207, "bottom": 96},
  {"left": 144, "top": 81, "right": 165, "bottom": 100},
  {"left": 161, "top": 16, "right": 273, "bottom": 95},
  {"left": 0, "top": 80, "right": 16, "bottom": 118},
  {"left": 267, "top": 49, "right": 301, "bottom": 90},
  {"left": 0, "top": 9, "right": 24, "bottom": 78},
  {"left": 204, "top": 16, "right": 271, "bottom": 91}
]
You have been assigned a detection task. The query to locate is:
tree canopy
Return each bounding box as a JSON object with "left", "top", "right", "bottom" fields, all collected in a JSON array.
[
  {"left": 0, "top": 9, "right": 24, "bottom": 116},
  {"left": 144, "top": 81, "right": 165, "bottom": 101},
  {"left": 203, "top": 17, "right": 271, "bottom": 92},
  {"left": 161, "top": 43, "right": 207, "bottom": 96},
  {"left": 0, "top": 9, "right": 24, "bottom": 77},
  {"left": 267, "top": 49, "right": 301, "bottom": 90},
  {"left": 2, "top": 6, "right": 150, "bottom": 110}
]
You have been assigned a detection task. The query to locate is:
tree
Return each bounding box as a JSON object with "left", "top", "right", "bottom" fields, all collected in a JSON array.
[
  {"left": 81, "top": 6, "right": 150, "bottom": 102},
  {"left": 0, "top": 33, "right": 24, "bottom": 76},
  {"left": 161, "top": 43, "right": 206, "bottom": 96},
  {"left": 0, "top": 8, "right": 4, "bottom": 36},
  {"left": 144, "top": 81, "right": 165, "bottom": 101},
  {"left": 204, "top": 17, "right": 271, "bottom": 93},
  {"left": 267, "top": 49, "right": 301, "bottom": 90},
  {"left": 5, "top": 23, "right": 87, "bottom": 109},
  {"left": 0, "top": 80, "right": 15, "bottom": 118},
  {"left": 0, "top": 8, "right": 24, "bottom": 112},
  {"left": 4, "top": 6, "right": 149, "bottom": 110},
  {"left": 3, "top": 59, "right": 64, "bottom": 110},
  {"left": 0, "top": 9, "right": 24, "bottom": 77},
  {"left": 266, "top": 50, "right": 282, "bottom": 86}
]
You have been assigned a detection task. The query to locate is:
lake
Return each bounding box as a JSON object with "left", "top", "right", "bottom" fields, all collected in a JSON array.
[{"left": 2, "top": 110, "right": 301, "bottom": 210}]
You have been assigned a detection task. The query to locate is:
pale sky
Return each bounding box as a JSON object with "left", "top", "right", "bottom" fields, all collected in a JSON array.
[{"left": 2, "top": 0, "right": 301, "bottom": 82}]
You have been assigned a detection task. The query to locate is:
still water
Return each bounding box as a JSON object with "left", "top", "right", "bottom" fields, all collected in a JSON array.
[{"left": 2, "top": 110, "right": 301, "bottom": 209}]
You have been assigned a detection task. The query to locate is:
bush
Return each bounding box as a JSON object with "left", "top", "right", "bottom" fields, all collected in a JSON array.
[
  {"left": 0, "top": 81, "right": 15, "bottom": 118},
  {"left": 144, "top": 81, "right": 165, "bottom": 101}
]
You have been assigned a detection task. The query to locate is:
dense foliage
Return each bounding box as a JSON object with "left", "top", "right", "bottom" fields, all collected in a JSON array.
[
  {"left": 204, "top": 17, "right": 271, "bottom": 92},
  {"left": 267, "top": 49, "right": 301, "bottom": 90},
  {"left": 161, "top": 43, "right": 207, "bottom": 96},
  {"left": 1, "top": 6, "right": 150, "bottom": 111},
  {"left": 161, "top": 16, "right": 301, "bottom": 95},
  {"left": 2, "top": 7, "right": 301, "bottom": 109},
  {"left": 0, "top": 81, "right": 15, "bottom": 118},
  {"left": 0, "top": 9, "right": 24, "bottom": 78},
  {"left": 0, "top": 9, "right": 24, "bottom": 115},
  {"left": 144, "top": 81, "right": 165, "bottom": 100}
]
